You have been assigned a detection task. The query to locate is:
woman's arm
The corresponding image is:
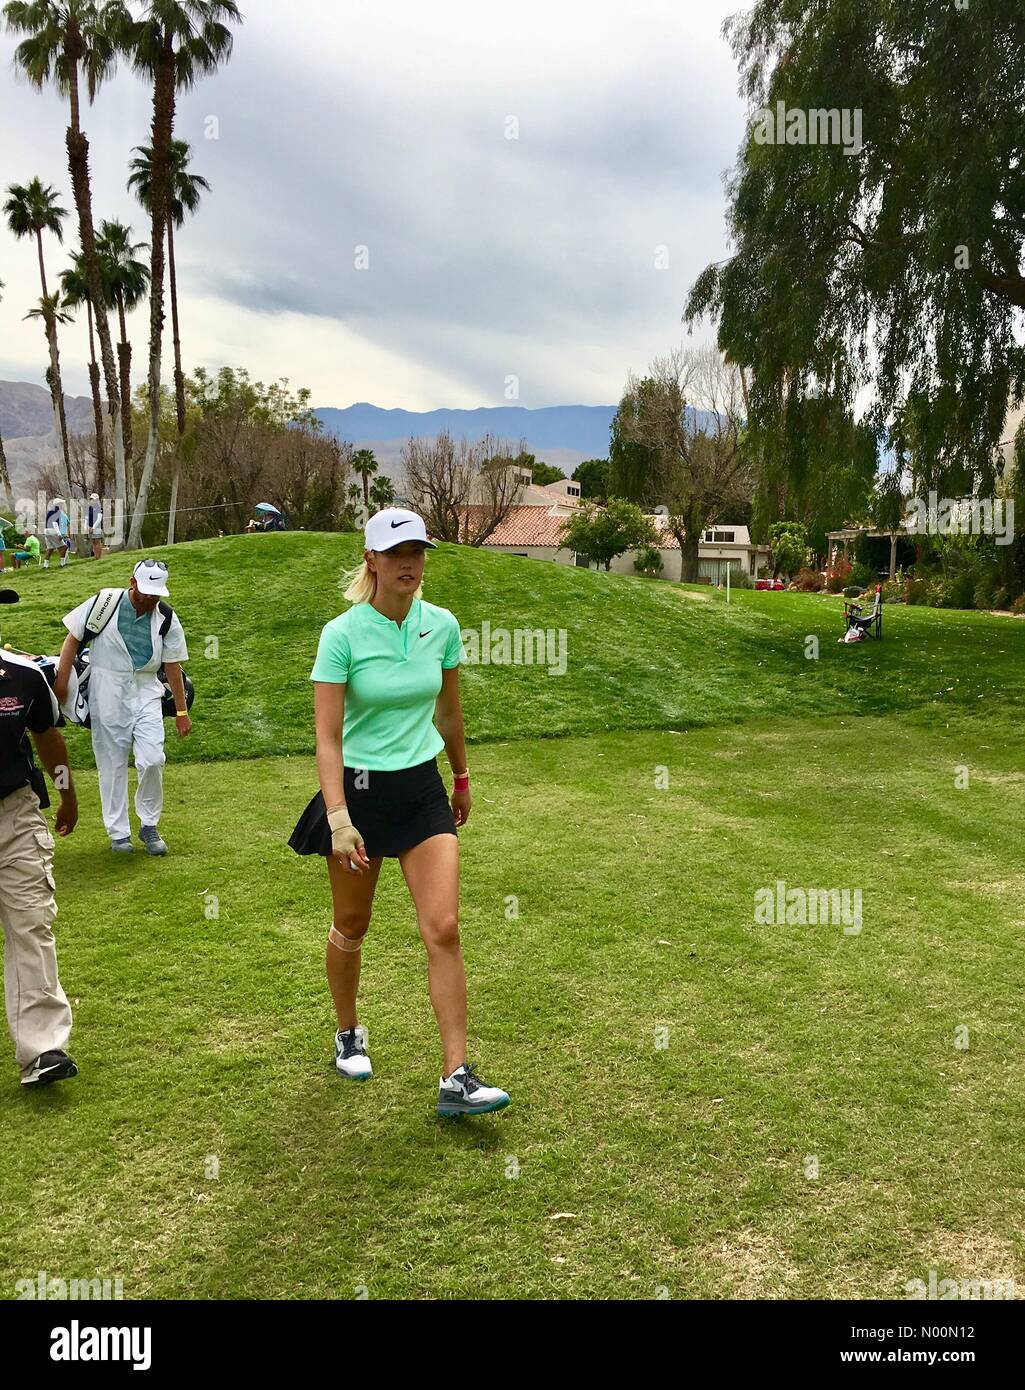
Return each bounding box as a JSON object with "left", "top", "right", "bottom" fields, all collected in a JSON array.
[
  {"left": 314, "top": 681, "right": 347, "bottom": 810},
  {"left": 436, "top": 666, "right": 471, "bottom": 827},
  {"left": 435, "top": 666, "right": 468, "bottom": 774},
  {"left": 314, "top": 680, "right": 370, "bottom": 869}
]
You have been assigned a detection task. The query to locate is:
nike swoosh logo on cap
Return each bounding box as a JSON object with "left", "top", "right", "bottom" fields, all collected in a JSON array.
[{"left": 390, "top": 519, "right": 412, "bottom": 528}]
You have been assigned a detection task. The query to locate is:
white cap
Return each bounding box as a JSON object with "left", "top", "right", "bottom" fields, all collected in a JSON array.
[
  {"left": 133, "top": 558, "right": 170, "bottom": 596},
  {"left": 89, "top": 492, "right": 100, "bottom": 500},
  {"left": 364, "top": 507, "right": 436, "bottom": 553}
]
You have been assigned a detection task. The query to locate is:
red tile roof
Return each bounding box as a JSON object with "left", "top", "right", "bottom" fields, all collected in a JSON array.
[{"left": 461, "top": 505, "right": 575, "bottom": 547}]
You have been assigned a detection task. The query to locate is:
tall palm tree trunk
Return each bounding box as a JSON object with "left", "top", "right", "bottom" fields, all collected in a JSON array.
[
  {"left": 117, "top": 299, "right": 136, "bottom": 505},
  {"left": 35, "top": 228, "right": 71, "bottom": 480},
  {"left": 166, "top": 217, "right": 186, "bottom": 545},
  {"left": 45, "top": 324, "right": 74, "bottom": 503},
  {"left": 129, "top": 40, "right": 175, "bottom": 551},
  {"left": 168, "top": 217, "right": 186, "bottom": 436},
  {"left": 0, "top": 430, "right": 12, "bottom": 515},
  {"left": 86, "top": 300, "right": 108, "bottom": 498},
  {"left": 65, "top": 64, "right": 127, "bottom": 539}
]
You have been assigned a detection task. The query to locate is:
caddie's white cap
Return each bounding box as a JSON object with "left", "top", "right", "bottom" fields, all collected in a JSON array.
[
  {"left": 133, "top": 557, "right": 170, "bottom": 596},
  {"left": 364, "top": 507, "right": 436, "bottom": 552}
]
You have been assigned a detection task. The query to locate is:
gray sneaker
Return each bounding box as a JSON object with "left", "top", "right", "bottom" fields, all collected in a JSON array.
[
  {"left": 139, "top": 825, "right": 168, "bottom": 856},
  {"left": 437, "top": 1062, "right": 510, "bottom": 1117},
  {"left": 111, "top": 837, "right": 134, "bottom": 853}
]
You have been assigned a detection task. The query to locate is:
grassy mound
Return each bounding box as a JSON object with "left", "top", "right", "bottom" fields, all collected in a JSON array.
[{"left": 4, "top": 532, "right": 1024, "bottom": 764}]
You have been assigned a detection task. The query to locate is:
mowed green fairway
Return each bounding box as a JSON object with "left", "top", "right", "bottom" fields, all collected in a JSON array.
[{"left": 2, "top": 538, "right": 1025, "bottom": 1298}]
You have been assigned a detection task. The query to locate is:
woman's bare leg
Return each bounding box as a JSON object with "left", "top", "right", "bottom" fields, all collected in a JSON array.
[
  {"left": 326, "top": 853, "right": 382, "bottom": 1031},
  {"left": 398, "top": 834, "right": 465, "bottom": 1076}
]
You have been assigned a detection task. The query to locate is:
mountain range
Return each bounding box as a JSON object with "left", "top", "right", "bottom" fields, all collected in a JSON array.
[
  {"left": 312, "top": 402, "right": 615, "bottom": 479},
  {"left": 0, "top": 382, "right": 616, "bottom": 492}
]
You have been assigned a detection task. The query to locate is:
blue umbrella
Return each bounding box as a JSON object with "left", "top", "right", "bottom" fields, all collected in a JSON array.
[{"left": 254, "top": 502, "right": 282, "bottom": 514}]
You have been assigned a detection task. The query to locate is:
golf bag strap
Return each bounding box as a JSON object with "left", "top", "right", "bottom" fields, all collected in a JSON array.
[{"left": 82, "top": 588, "right": 125, "bottom": 646}]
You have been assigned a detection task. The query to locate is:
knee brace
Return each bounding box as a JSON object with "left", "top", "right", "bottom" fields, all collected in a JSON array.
[{"left": 328, "top": 923, "right": 366, "bottom": 954}]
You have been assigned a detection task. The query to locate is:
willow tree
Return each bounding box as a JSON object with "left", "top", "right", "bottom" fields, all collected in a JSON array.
[
  {"left": 685, "top": 0, "right": 1025, "bottom": 497},
  {"left": 124, "top": 0, "right": 240, "bottom": 551},
  {"left": 4, "top": 0, "right": 132, "bottom": 525}
]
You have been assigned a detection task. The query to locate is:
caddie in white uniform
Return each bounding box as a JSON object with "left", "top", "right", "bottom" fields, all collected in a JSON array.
[{"left": 55, "top": 560, "right": 192, "bottom": 855}]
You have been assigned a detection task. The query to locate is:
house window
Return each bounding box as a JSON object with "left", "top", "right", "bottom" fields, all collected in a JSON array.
[{"left": 711, "top": 530, "right": 735, "bottom": 543}]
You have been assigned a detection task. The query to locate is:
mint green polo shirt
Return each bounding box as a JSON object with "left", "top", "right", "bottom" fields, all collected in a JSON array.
[
  {"left": 117, "top": 591, "right": 155, "bottom": 670},
  {"left": 311, "top": 598, "right": 465, "bottom": 770}
]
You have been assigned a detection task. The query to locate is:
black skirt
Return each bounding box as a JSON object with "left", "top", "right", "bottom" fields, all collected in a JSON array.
[{"left": 289, "top": 758, "right": 457, "bottom": 859}]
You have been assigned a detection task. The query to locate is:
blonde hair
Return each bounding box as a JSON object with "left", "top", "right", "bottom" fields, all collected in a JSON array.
[{"left": 342, "top": 554, "right": 424, "bottom": 604}]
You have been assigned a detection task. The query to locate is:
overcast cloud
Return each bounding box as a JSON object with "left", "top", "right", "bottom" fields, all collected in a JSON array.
[{"left": 0, "top": 0, "right": 745, "bottom": 412}]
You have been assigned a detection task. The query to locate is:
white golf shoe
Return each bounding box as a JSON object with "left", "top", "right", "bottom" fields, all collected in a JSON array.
[{"left": 335, "top": 1026, "right": 372, "bottom": 1080}]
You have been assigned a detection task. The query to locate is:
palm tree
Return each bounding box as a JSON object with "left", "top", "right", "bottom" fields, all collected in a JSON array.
[
  {"left": 24, "top": 292, "right": 75, "bottom": 503},
  {"left": 128, "top": 139, "right": 209, "bottom": 544},
  {"left": 59, "top": 249, "right": 108, "bottom": 496},
  {"left": 368, "top": 474, "right": 395, "bottom": 512},
  {"left": 5, "top": 0, "right": 133, "bottom": 533},
  {"left": 0, "top": 279, "right": 12, "bottom": 513},
  {"left": 96, "top": 219, "right": 149, "bottom": 497},
  {"left": 123, "top": 0, "right": 240, "bottom": 550},
  {"left": 3, "top": 178, "right": 73, "bottom": 491},
  {"left": 128, "top": 139, "right": 208, "bottom": 436},
  {"left": 353, "top": 448, "right": 379, "bottom": 508}
]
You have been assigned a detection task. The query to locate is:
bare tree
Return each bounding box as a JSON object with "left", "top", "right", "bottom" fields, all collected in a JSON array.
[
  {"left": 620, "top": 345, "right": 752, "bottom": 581},
  {"left": 402, "top": 430, "right": 526, "bottom": 544}
]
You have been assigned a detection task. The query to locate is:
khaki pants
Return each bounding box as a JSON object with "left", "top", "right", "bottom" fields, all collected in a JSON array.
[{"left": 0, "top": 784, "right": 72, "bottom": 1069}]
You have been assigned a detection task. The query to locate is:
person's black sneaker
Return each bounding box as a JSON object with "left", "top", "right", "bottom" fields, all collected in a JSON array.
[
  {"left": 20, "top": 1050, "right": 78, "bottom": 1088},
  {"left": 437, "top": 1062, "right": 510, "bottom": 1116}
]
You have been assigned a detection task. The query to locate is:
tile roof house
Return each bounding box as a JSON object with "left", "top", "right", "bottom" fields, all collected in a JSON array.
[{"left": 458, "top": 468, "right": 769, "bottom": 580}]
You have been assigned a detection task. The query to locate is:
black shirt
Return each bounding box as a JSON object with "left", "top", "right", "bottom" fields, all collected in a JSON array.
[{"left": 0, "top": 652, "right": 59, "bottom": 802}]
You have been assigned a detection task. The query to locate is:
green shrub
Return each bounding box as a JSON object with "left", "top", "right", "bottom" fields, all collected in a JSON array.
[
  {"left": 904, "top": 578, "right": 929, "bottom": 605},
  {"left": 633, "top": 546, "right": 663, "bottom": 576},
  {"left": 992, "top": 586, "right": 1010, "bottom": 611},
  {"left": 842, "top": 585, "right": 862, "bottom": 598},
  {"left": 847, "top": 561, "right": 875, "bottom": 587},
  {"left": 974, "top": 577, "right": 998, "bottom": 611},
  {"left": 1013, "top": 594, "right": 1025, "bottom": 616},
  {"left": 881, "top": 579, "right": 903, "bottom": 604},
  {"left": 728, "top": 567, "right": 754, "bottom": 589}
]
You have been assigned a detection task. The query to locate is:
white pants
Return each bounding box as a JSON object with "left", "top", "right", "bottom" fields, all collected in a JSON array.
[{"left": 91, "top": 685, "right": 166, "bottom": 842}]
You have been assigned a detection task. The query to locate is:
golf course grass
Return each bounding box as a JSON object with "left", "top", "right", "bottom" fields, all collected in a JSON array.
[{"left": 2, "top": 536, "right": 1024, "bottom": 1299}]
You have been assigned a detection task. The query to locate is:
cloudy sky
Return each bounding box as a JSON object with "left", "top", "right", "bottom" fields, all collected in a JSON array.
[{"left": 0, "top": 0, "right": 746, "bottom": 412}]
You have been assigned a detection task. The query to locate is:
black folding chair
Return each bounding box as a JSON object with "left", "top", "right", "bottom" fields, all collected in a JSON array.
[{"left": 841, "top": 584, "right": 883, "bottom": 640}]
